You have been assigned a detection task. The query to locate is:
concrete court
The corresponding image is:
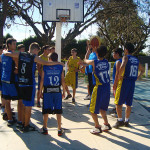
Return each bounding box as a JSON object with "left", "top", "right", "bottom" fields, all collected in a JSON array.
[{"left": 0, "top": 80, "right": 150, "bottom": 150}]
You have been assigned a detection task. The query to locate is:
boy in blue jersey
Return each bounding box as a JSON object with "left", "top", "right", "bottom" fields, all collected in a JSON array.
[
  {"left": 1, "top": 38, "right": 19, "bottom": 126},
  {"left": 84, "top": 46, "right": 111, "bottom": 134},
  {"left": 39, "top": 52, "right": 65, "bottom": 136},
  {"left": 4, "top": 43, "right": 63, "bottom": 132},
  {"left": 85, "top": 41, "right": 97, "bottom": 98},
  {"left": 110, "top": 48, "right": 122, "bottom": 116},
  {"left": 113, "top": 43, "right": 144, "bottom": 128}
]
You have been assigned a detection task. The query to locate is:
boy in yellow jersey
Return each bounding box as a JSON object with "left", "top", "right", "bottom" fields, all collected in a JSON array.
[
  {"left": 113, "top": 43, "right": 144, "bottom": 128},
  {"left": 37, "top": 45, "right": 51, "bottom": 107}
]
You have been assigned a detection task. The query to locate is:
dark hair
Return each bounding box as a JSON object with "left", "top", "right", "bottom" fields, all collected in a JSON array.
[
  {"left": 113, "top": 48, "right": 123, "bottom": 57},
  {"left": 125, "top": 42, "right": 134, "bottom": 54},
  {"left": 71, "top": 48, "right": 77, "bottom": 53},
  {"left": 97, "top": 45, "right": 107, "bottom": 57},
  {"left": 49, "top": 52, "right": 58, "bottom": 61},
  {"left": 17, "top": 44, "right": 25, "bottom": 50},
  {"left": 6, "top": 38, "right": 16, "bottom": 48},
  {"left": 42, "top": 45, "right": 50, "bottom": 51}
]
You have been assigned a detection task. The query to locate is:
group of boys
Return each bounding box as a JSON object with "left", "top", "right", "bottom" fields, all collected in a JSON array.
[
  {"left": 84, "top": 42, "right": 144, "bottom": 133},
  {"left": 0, "top": 38, "right": 145, "bottom": 136},
  {"left": 0, "top": 38, "right": 65, "bottom": 136}
]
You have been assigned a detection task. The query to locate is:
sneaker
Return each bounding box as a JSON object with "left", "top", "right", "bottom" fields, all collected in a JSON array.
[
  {"left": 109, "top": 108, "right": 117, "bottom": 114},
  {"left": 102, "top": 124, "right": 112, "bottom": 131},
  {"left": 124, "top": 121, "right": 130, "bottom": 127},
  {"left": 7, "top": 119, "right": 16, "bottom": 127},
  {"left": 90, "top": 127, "right": 102, "bottom": 134},
  {"left": 2, "top": 113, "right": 8, "bottom": 120},
  {"left": 84, "top": 95, "right": 91, "bottom": 100},
  {"left": 37, "top": 101, "right": 41, "bottom": 108},
  {"left": 16, "top": 121, "right": 23, "bottom": 129},
  {"left": 22, "top": 124, "right": 36, "bottom": 132},
  {"left": 40, "top": 127, "right": 48, "bottom": 135},
  {"left": 64, "top": 94, "right": 72, "bottom": 100},
  {"left": 1, "top": 106, "right": 5, "bottom": 115},
  {"left": 72, "top": 98, "right": 75, "bottom": 103},
  {"left": 113, "top": 120, "right": 124, "bottom": 129},
  {"left": 58, "top": 128, "right": 64, "bottom": 136}
]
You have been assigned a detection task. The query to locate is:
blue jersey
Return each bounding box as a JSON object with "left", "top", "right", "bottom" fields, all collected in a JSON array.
[
  {"left": 1, "top": 52, "right": 15, "bottom": 83},
  {"left": 94, "top": 59, "right": 110, "bottom": 85},
  {"left": 124, "top": 55, "right": 139, "bottom": 81},
  {"left": 113, "top": 59, "right": 122, "bottom": 84},
  {"left": 88, "top": 52, "right": 97, "bottom": 73},
  {"left": 43, "top": 65, "right": 63, "bottom": 87},
  {"left": 0, "top": 61, "right": 2, "bottom": 85}
]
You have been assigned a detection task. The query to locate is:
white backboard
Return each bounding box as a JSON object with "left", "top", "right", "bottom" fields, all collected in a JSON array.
[{"left": 42, "top": 0, "right": 84, "bottom": 22}]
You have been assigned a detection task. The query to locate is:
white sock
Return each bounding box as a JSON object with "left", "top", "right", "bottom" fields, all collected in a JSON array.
[
  {"left": 125, "top": 118, "right": 129, "bottom": 122},
  {"left": 118, "top": 118, "right": 123, "bottom": 121}
]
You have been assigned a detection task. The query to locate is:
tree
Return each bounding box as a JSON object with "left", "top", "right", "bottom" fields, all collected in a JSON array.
[{"left": 95, "top": 0, "right": 150, "bottom": 60}]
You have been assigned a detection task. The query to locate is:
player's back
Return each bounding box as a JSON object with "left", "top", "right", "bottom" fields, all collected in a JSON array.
[
  {"left": 43, "top": 65, "right": 63, "bottom": 87},
  {"left": 94, "top": 59, "right": 110, "bottom": 85},
  {"left": 124, "top": 55, "right": 139, "bottom": 81}
]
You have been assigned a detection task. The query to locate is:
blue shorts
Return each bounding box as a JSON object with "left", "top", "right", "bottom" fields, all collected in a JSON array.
[
  {"left": 2, "top": 82, "right": 18, "bottom": 100},
  {"left": 38, "top": 74, "right": 41, "bottom": 90},
  {"left": 43, "top": 92, "right": 62, "bottom": 114},
  {"left": 20, "top": 85, "right": 36, "bottom": 107},
  {"left": 0, "top": 85, "right": 1, "bottom": 91},
  {"left": 89, "top": 84, "right": 110, "bottom": 113},
  {"left": 115, "top": 79, "right": 135, "bottom": 106}
]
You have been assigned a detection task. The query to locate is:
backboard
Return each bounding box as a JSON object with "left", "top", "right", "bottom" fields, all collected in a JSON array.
[{"left": 42, "top": 0, "right": 84, "bottom": 22}]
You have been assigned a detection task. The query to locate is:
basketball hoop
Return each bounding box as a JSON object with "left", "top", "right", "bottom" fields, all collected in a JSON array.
[{"left": 59, "top": 15, "right": 70, "bottom": 22}]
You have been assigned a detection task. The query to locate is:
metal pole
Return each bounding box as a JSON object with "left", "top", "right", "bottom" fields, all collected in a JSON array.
[
  {"left": 55, "top": 22, "right": 62, "bottom": 62},
  {"left": 145, "top": 63, "right": 148, "bottom": 78}
]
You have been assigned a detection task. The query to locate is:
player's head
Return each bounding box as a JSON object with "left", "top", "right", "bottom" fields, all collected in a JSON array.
[
  {"left": 29, "top": 42, "right": 40, "bottom": 55},
  {"left": 124, "top": 42, "right": 134, "bottom": 55},
  {"left": 0, "top": 45, "right": 3, "bottom": 55},
  {"left": 17, "top": 44, "right": 25, "bottom": 52},
  {"left": 71, "top": 48, "right": 77, "bottom": 56},
  {"left": 96, "top": 45, "right": 107, "bottom": 58},
  {"left": 42, "top": 45, "right": 50, "bottom": 55},
  {"left": 6, "top": 38, "right": 17, "bottom": 51},
  {"left": 49, "top": 52, "right": 58, "bottom": 62},
  {"left": 113, "top": 48, "right": 123, "bottom": 59},
  {"left": 49, "top": 46, "right": 55, "bottom": 53}
]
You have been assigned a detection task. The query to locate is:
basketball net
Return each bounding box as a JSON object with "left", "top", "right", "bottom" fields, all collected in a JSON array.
[{"left": 59, "top": 15, "right": 69, "bottom": 28}]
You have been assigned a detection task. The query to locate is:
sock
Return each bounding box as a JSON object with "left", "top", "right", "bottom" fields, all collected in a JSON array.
[
  {"left": 118, "top": 118, "right": 123, "bottom": 121},
  {"left": 125, "top": 118, "right": 129, "bottom": 122}
]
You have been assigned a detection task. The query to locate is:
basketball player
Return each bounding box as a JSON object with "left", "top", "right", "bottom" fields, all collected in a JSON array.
[
  {"left": 4, "top": 42, "right": 63, "bottom": 132},
  {"left": 40, "top": 52, "right": 65, "bottom": 136},
  {"left": 84, "top": 46, "right": 111, "bottom": 134},
  {"left": 37, "top": 45, "right": 51, "bottom": 107},
  {"left": 113, "top": 43, "right": 144, "bottom": 128}
]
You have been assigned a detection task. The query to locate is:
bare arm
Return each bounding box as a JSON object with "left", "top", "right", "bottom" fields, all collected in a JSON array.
[
  {"left": 118, "top": 56, "right": 128, "bottom": 80},
  {"left": 137, "top": 63, "right": 144, "bottom": 80},
  {"left": 85, "top": 40, "right": 92, "bottom": 59},
  {"left": 37, "top": 63, "right": 42, "bottom": 77},
  {"left": 3, "top": 51, "right": 19, "bottom": 58},
  {"left": 34, "top": 56, "right": 64, "bottom": 66},
  {"left": 113, "top": 61, "right": 121, "bottom": 90},
  {"left": 61, "top": 71, "right": 66, "bottom": 99},
  {"left": 39, "top": 70, "right": 44, "bottom": 98}
]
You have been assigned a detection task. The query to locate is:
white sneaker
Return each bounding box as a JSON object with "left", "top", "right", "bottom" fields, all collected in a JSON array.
[{"left": 101, "top": 124, "right": 112, "bottom": 131}]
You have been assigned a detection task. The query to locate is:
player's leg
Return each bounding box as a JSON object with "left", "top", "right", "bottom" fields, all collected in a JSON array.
[
  {"left": 37, "top": 74, "right": 41, "bottom": 107},
  {"left": 5, "top": 100, "right": 12, "bottom": 120},
  {"left": 72, "top": 88, "right": 76, "bottom": 103},
  {"left": 17, "top": 100, "right": 23, "bottom": 122},
  {"left": 64, "top": 85, "right": 72, "bottom": 100},
  {"left": 56, "top": 114, "right": 61, "bottom": 130}
]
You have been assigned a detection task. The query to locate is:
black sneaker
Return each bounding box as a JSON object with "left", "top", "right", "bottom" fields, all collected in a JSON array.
[
  {"left": 113, "top": 120, "right": 124, "bottom": 129},
  {"left": 72, "top": 98, "right": 75, "bottom": 103},
  {"left": 40, "top": 127, "right": 48, "bottom": 135},
  {"left": 64, "top": 94, "right": 72, "bottom": 100},
  {"left": 2, "top": 113, "right": 8, "bottom": 120},
  {"left": 23, "top": 124, "right": 36, "bottom": 132},
  {"left": 7, "top": 120, "right": 16, "bottom": 127},
  {"left": 124, "top": 121, "right": 130, "bottom": 127},
  {"left": 16, "top": 121, "right": 23, "bottom": 129},
  {"left": 58, "top": 128, "right": 64, "bottom": 136}
]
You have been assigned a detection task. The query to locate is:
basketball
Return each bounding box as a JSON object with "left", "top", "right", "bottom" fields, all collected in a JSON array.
[{"left": 90, "top": 36, "right": 101, "bottom": 48}]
